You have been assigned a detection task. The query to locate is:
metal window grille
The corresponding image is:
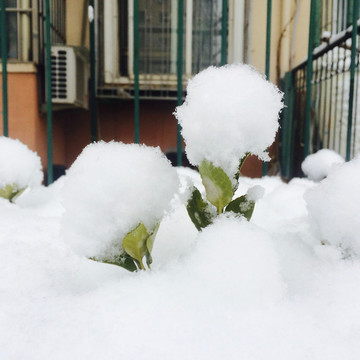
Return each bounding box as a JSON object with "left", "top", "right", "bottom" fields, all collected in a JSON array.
[
  {"left": 98, "top": 0, "right": 225, "bottom": 99},
  {"left": 0, "top": 0, "right": 65, "bottom": 63}
]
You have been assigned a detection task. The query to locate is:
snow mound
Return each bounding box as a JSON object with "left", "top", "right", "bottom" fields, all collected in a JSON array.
[
  {"left": 174, "top": 64, "right": 284, "bottom": 180},
  {"left": 190, "top": 215, "right": 285, "bottom": 304},
  {"left": 305, "top": 155, "right": 360, "bottom": 255},
  {"left": 0, "top": 136, "right": 43, "bottom": 189},
  {"left": 61, "top": 141, "right": 179, "bottom": 260},
  {"left": 302, "top": 149, "right": 345, "bottom": 181}
]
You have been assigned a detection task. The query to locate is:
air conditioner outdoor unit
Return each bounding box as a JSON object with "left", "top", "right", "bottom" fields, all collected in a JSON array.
[{"left": 51, "top": 46, "right": 89, "bottom": 108}]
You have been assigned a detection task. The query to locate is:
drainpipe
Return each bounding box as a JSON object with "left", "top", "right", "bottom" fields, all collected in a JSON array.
[
  {"left": 280, "top": 0, "right": 291, "bottom": 75},
  {"left": 1, "top": 0, "right": 8, "bottom": 136}
]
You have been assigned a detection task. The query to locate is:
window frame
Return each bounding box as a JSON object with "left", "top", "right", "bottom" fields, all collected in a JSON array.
[{"left": 103, "top": 0, "right": 245, "bottom": 86}]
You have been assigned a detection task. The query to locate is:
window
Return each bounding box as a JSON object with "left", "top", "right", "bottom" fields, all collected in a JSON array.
[
  {"left": 0, "top": 0, "right": 32, "bottom": 61},
  {"left": 102, "top": 0, "right": 245, "bottom": 90},
  {"left": 0, "top": 0, "right": 66, "bottom": 63}
]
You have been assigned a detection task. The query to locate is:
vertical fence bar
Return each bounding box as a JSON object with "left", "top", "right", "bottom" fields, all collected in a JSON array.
[
  {"left": 89, "top": 0, "right": 97, "bottom": 143},
  {"left": 346, "top": 0, "right": 359, "bottom": 161},
  {"left": 45, "top": 0, "right": 53, "bottom": 184},
  {"left": 304, "top": 0, "right": 317, "bottom": 159},
  {"left": 265, "top": 0, "right": 272, "bottom": 79},
  {"left": 262, "top": 0, "right": 272, "bottom": 176},
  {"left": 133, "top": 0, "right": 140, "bottom": 144},
  {"left": 1, "top": 0, "right": 8, "bottom": 136},
  {"left": 281, "top": 71, "right": 295, "bottom": 179},
  {"left": 177, "top": 0, "right": 184, "bottom": 166},
  {"left": 221, "top": 0, "right": 227, "bottom": 65}
]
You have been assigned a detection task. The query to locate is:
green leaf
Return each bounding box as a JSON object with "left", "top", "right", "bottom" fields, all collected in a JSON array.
[
  {"left": 122, "top": 223, "right": 149, "bottom": 270},
  {"left": 146, "top": 223, "right": 160, "bottom": 268},
  {"left": 233, "top": 153, "right": 250, "bottom": 193},
  {"left": 92, "top": 222, "right": 160, "bottom": 271},
  {"left": 199, "top": 160, "right": 234, "bottom": 214},
  {"left": 239, "top": 153, "right": 250, "bottom": 171},
  {"left": 0, "top": 183, "right": 25, "bottom": 202},
  {"left": 225, "top": 195, "right": 255, "bottom": 221},
  {"left": 186, "top": 187, "right": 214, "bottom": 231},
  {"left": 90, "top": 254, "right": 139, "bottom": 272}
]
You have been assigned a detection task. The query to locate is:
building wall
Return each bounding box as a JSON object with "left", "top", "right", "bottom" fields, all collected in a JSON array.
[
  {"left": 250, "top": 0, "right": 311, "bottom": 82},
  {"left": 0, "top": 65, "right": 66, "bottom": 173},
  {"left": 58, "top": 100, "right": 179, "bottom": 168},
  {"left": 1, "top": 0, "right": 312, "bottom": 180}
]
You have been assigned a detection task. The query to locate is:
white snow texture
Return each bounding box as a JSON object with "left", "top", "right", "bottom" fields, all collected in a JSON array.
[
  {"left": 305, "top": 155, "right": 360, "bottom": 255},
  {"left": 61, "top": 141, "right": 179, "bottom": 260},
  {"left": 174, "top": 63, "right": 284, "bottom": 180},
  {"left": 2, "top": 64, "right": 360, "bottom": 360},
  {"left": 0, "top": 136, "right": 43, "bottom": 188},
  {"left": 302, "top": 148, "right": 345, "bottom": 181}
]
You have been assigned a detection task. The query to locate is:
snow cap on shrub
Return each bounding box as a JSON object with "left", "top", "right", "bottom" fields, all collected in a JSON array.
[
  {"left": 0, "top": 136, "right": 43, "bottom": 188},
  {"left": 301, "top": 149, "right": 345, "bottom": 182},
  {"left": 174, "top": 63, "right": 284, "bottom": 180},
  {"left": 305, "top": 155, "right": 360, "bottom": 255},
  {"left": 61, "top": 141, "right": 179, "bottom": 260}
]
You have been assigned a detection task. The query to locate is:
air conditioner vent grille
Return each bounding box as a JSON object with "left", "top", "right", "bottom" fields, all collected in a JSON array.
[
  {"left": 51, "top": 49, "right": 68, "bottom": 100},
  {"left": 50, "top": 45, "right": 89, "bottom": 108}
]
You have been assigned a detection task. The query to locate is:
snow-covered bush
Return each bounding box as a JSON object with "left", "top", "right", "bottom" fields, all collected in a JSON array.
[
  {"left": 61, "top": 141, "right": 179, "bottom": 271},
  {"left": 0, "top": 136, "right": 43, "bottom": 202},
  {"left": 305, "top": 155, "right": 360, "bottom": 255},
  {"left": 174, "top": 64, "right": 283, "bottom": 229},
  {"left": 301, "top": 149, "right": 344, "bottom": 182}
]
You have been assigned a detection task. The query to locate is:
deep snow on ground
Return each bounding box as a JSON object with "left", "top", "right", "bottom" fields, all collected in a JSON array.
[
  {"left": 1, "top": 161, "right": 360, "bottom": 360},
  {"left": 1, "top": 62, "right": 358, "bottom": 358}
]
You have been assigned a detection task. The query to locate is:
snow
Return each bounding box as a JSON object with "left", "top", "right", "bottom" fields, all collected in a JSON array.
[
  {"left": 305, "top": 155, "right": 360, "bottom": 256},
  {"left": 0, "top": 136, "right": 43, "bottom": 189},
  {"left": 61, "top": 141, "right": 179, "bottom": 261},
  {"left": 174, "top": 64, "right": 284, "bottom": 181},
  {"left": 2, "top": 73, "right": 360, "bottom": 358},
  {"left": 302, "top": 149, "right": 345, "bottom": 181},
  {"left": 1, "top": 159, "right": 360, "bottom": 359},
  {"left": 246, "top": 184, "right": 265, "bottom": 201},
  {"left": 88, "top": 5, "right": 94, "bottom": 22}
]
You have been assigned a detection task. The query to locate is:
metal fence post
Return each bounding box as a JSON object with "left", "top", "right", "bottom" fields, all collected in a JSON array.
[
  {"left": 262, "top": 0, "right": 272, "bottom": 176},
  {"left": 1, "top": 0, "right": 8, "bottom": 136},
  {"left": 221, "top": 0, "right": 228, "bottom": 65},
  {"left": 304, "top": 0, "right": 317, "bottom": 159},
  {"left": 89, "top": 0, "right": 97, "bottom": 143},
  {"left": 134, "top": 0, "right": 140, "bottom": 144},
  {"left": 45, "top": 0, "right": 53, "bottom": 184},
  {"left": 346, "top": 0, "right": 359, "bottom": 161},
  {"left": 281, "top": 71, "right": 295, "bottom": 179},
  {"left": 177, "top": 0, "right": 184, "bottom": 166}
]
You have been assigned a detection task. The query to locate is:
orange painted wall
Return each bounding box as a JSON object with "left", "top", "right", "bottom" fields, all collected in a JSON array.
[
  {"left": 0, "top": 72, "right": 66, "bottom": 174},
  {"left": 60, "top": 99, "right": 264, "bottom": 177},
  {"left": 61, "top": 100, "right": 180, "bottom": 168},
  {"left": 0, "top": 72, "right": 47, "bottom": 165}
]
